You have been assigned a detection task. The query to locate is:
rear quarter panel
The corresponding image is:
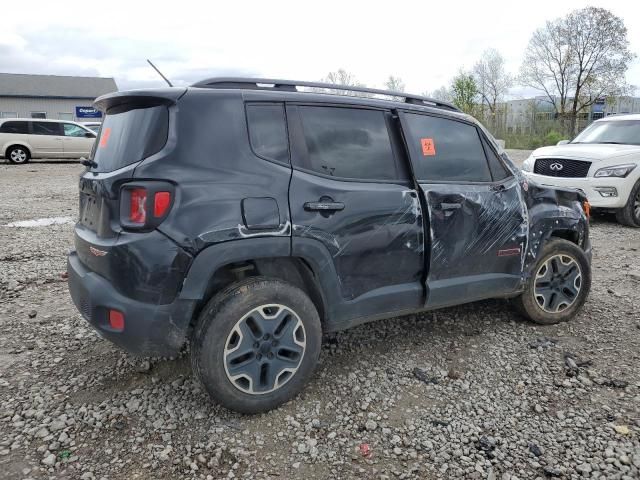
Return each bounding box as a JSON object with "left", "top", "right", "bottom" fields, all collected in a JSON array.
[
  {"left": 133, "top": 89, "right": 293, "bottom": 253},
  {"left": 0, "top": 133, "right": 33, "bottom": 158}
]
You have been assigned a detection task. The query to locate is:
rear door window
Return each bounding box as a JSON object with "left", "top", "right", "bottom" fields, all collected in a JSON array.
[
  {"left": 32, "top": 122, "right": 63, "bottom": 136},
  {"left": 403, "top": 113, "right": 491, "bottom": 182},
  {"left": 92, "top": 105, "right": 169, "bottom": 173},
  {"left": 296, "top": 106, "right": 399, "bottom": 181},
  {"left": 0, "top": 121, "right": 29, "bottom": 134}
]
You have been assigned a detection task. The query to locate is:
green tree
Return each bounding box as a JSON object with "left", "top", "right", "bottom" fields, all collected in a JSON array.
[{"left": 451, "top": 72, "right": 478, "bottom": 115}]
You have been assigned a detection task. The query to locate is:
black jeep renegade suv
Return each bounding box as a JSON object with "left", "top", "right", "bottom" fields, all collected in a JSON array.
[{"left": 68, "top": 78, "right": 592, "bottom": 413}]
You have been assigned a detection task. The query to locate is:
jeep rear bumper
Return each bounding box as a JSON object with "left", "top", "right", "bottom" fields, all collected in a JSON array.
[{"left": 67, "top": 251, "right": 196, "bottom": 357}]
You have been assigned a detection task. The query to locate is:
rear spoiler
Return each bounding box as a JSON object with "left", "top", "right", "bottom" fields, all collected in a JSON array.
[{"left": 94, "top": 87, "right": 187, "bottom": 112}]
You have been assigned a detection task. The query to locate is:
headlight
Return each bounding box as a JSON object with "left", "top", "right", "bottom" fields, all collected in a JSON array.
[
  {"left": 522, "top": 155, "right": 534, "bottom": 172},
  {"left": 594, "top": 164, "right": 637, "bottom": 178}
]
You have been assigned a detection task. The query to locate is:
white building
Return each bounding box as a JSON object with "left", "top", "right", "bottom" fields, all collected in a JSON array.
[{"left": 0, "top": 73, "right": 117, "bottom": 122}]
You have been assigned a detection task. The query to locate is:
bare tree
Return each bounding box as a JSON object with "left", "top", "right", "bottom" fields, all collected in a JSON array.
[
  {"left": 318, "top": 69, "right": 368, "bottom": 96},
  {"left": 425, "top": 86, "right": 452, "bottom": 103},
  {"left": 384, "top": 75, "right": 405, "bottom": 92},
  {"left": 520, "top": 7, "right": 635, "bottom": 133},
  {"left": 473, "top": 49, "right": 512, "bottom": 115}
]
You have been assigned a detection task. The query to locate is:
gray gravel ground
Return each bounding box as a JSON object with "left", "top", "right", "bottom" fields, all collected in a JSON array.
[{"left": 1, "top": 154, "right": 639, "bottom": 480}]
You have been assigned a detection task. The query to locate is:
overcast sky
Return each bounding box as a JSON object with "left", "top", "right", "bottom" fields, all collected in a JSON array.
[{"left": 1, "top": 0, "right": 639, "bottom": 98}]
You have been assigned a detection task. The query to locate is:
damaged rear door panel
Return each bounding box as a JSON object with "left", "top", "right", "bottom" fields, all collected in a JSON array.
[
  {"left": 399, "top": 111, "right": 529, "bottom": 308},
  {"left": 286, "top": 104, "right": 425, "bottom": 327}
]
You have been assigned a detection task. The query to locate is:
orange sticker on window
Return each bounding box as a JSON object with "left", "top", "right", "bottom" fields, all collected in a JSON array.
[
  {"left": 421, "top": 138, "right": 436, "bottom": 156},
  {"left": 99, "top": 127, "right": 111, "bottom": 148}
]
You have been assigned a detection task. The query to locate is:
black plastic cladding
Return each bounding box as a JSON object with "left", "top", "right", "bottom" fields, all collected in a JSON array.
[{"left": 67, "top": 82, "right": 591, "bottom": 356}]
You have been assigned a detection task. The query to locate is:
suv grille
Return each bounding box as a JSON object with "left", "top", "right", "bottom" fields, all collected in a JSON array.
[{"left": 534, "top": 158, "right": 591, "bottom": 178}]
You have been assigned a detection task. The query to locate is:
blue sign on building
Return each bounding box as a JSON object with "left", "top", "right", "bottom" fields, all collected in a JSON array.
[{"left": 75, "top": 106, "right": 102, "bottom": 118}]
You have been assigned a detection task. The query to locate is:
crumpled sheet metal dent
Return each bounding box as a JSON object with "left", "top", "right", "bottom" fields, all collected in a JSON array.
[
  {"left": 427, "top": 181, "right": 527, "bottom": 275},
  {"left": 197, "top": 221, "right": 292, "bottom": 245},
  {"left": 293, "top": 190, "right": 423, "bottom": 265}
]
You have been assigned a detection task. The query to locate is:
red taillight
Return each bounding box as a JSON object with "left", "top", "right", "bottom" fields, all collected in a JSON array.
[
  {"left": 129, "top": 188, "right": 147, "bottom": 224},
  {"left": 154, "top": 191, "right": 171, "bottom": 217},
  {"left": 109, "top": 309, "right": 125, "bottom": 331}
]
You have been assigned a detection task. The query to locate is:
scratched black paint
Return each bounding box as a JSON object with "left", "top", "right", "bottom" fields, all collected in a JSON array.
[{"left": 67, "top": 86, "right": 591, "bottom": 356}]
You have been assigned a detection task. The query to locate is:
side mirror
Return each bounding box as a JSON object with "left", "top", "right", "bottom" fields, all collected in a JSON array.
[
  {"left": 85, "top": 132, "right": 96, "bottom": 138},
  {"left": 557, "top": 140, "right": 570, "bottom": 146}
]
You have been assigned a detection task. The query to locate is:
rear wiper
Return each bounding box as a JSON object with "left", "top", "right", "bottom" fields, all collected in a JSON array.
[
  {"left": 81, "top": 159, "right": 98, "bottom": 168},
  {"left": 596, "top": 141, "right": 624, "bottom": 145}
]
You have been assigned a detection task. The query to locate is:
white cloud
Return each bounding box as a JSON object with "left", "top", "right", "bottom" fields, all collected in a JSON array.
[{"left": 1, "top": 0, "right": 639, "bottom": 95}]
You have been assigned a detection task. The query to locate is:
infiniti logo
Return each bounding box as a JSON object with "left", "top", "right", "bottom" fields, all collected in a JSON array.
[{"left": 550, "top": 162, "right": 564, "bottom": 171}]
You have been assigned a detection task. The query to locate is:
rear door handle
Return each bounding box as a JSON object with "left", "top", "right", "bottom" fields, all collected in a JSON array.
[
  {"left": 304, "top": 201, "right": 345, "bottom": 212},
  {"left": 440, "top": 202, "right": 462, "bottom": 210},
  {"left": 491, "top": 184, "right": 506, "bottom": 192}
]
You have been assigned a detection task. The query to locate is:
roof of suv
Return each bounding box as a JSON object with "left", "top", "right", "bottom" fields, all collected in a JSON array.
[
  {"left": 192, "top": 77, "right": 461, "bottom": 112},
  {"left": 96, "top": 77, "right": 469, "bottom": 121},
  {"left": 94, "top": 78, "right": 494, "bottom": 146},
  {"left": 595, "top": 113, "right": 640, "bottom": 122}
]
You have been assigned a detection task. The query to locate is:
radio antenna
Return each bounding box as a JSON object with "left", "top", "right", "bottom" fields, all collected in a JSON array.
[{"left": 147, "top": 59, "right": 173, "bottom": 87}]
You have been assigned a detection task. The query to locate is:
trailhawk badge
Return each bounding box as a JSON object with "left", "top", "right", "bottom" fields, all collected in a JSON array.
[{"left": 89, "top": 246, "right": 108, "bottom": 257}]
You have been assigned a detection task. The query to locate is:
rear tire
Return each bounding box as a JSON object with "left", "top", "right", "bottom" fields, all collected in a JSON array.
[
  {"left": 513, "top": 239, "right": 591, "bottom": 325},
  {"left": 7, "top": 145, "right": 30, "bottom": 164},
  {"left": 615, "top": 179, "right": 640, "bottom": 227},
  {"left": 190, "top": 277, "right": 322, "bottom": 414}
]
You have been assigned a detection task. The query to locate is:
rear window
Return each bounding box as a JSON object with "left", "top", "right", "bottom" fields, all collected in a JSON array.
[
  {"left": 32, "top": 122, "right": 63, "bottom": 136},
  {"left": 92, "top": 105, "right": 169, "bottom": 172},
  {"left": 0, "top": 121, "right": 28, "bottom": 134}
]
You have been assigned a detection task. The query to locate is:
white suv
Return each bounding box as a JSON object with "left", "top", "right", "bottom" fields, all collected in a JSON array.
[
  {"left": 0, "top": 118, "right": 97, "bottom": 165},
  {"left": 522, "top": 114, "right": 640, "bottom": 227}
]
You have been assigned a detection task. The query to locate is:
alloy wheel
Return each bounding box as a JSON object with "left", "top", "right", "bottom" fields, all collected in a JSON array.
[
  {"left": 10, "top": 149, "right": 27, "bottom": 163},
  {"left": 223, "top": 304, "right": 306, "bottom": 394},
  {"left": 634, "top": 190, "right": 640, "bottom": 222},
  {"left": 533, "top": 254, "right": 582, "bottom": 313}
]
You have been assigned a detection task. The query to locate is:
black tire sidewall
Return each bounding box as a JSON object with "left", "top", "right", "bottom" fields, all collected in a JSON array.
[
  {"left": 7, "top": 146, "right": 30, "bottom": 165},
  {"left": 191, "top": 277, "right": 322, "bottom": 414},
  {"left": 516, "top": 239, "right": 591, "bottom": 325},
  {"left": 616, "top": 179, "right": 640, "bottom": 227}
]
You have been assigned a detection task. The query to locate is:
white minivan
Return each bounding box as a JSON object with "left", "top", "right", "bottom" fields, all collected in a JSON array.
[{"left": 0, "top": 118, "right": 97, "bottom": 164}]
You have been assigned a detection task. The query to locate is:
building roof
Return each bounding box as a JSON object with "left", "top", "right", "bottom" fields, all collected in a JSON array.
[{"left": 0, "top": 73, "right": 117, "bottom": 99}]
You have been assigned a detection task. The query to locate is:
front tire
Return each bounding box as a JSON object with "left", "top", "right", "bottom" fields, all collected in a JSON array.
[
  {"left": 513, "top": 239, "right": 591, "bottom": 325},
  {"left": 7, "top": 145, "right": 30, "bottom": 164},
  {"left": 191, "top": 277, "right": 322, "bottom": 414},
  {"left": 615, "top": 179, "right": 640, "bottom": 227}
]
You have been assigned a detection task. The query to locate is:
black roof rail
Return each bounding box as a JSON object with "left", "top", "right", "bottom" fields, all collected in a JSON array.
[{"left": 191, "top": 77, "right": 461, "bottom": 112}]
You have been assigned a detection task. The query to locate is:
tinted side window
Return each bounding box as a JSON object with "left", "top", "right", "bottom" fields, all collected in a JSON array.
[
  {"left": 481, "top": 136, "right": 511, "bottom": 181},
  {"left": 0, "top": 121, "right": 29, "bottom": 134},
  {"left": 33, "top": 122, "right": 63, "bottom": 136},
  {"left": 404, "top": 114, "right": 491, "bottom": 182},
  {"left": 298, "top": 106, "right": 398, "bottom": 180},
  {"left": 246, "top": 104, "right": 289, "bottom": 163}
]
